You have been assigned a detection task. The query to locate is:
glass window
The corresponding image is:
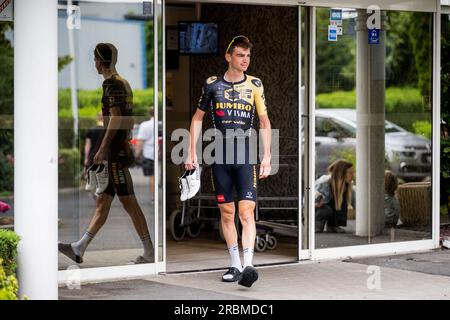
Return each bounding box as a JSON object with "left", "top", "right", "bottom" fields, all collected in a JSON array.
[
  {"left": 0, "top": 21, "right": 14, "bottom": 231},
  {"left": 314, "top": 7, "right": 432, "bottom": 249},
  {"left": 57, "top": 1, "right": 159, "bottom": 269}
]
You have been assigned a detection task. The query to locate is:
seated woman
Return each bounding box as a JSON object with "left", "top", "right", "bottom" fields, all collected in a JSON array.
[
  {"left": 384, "top": 170, "right": 400, "bottom": 227},
  {"left": 315, "top": 159, "right": 355, "bottom": 233}
]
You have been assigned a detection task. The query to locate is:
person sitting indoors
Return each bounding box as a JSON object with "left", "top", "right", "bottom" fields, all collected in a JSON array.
[
  {"left": 315, "top": 159, "right": 355, "bottom": 233},
  {"left": 384, "top": 170, "right": 400, "bottom": 227}
]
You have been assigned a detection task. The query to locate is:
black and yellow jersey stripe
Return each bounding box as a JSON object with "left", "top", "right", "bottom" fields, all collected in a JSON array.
[{"left": 197, "top": 74, "right": 267, "bottom": 135}]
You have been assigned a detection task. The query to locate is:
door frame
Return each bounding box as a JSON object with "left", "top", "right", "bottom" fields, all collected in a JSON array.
[
  {"left": 305, "top": 0, "right": 441, "bottom": 261},
  {"left": 58, "top": 0, "right": 442, "bottom": 283},
  {"left": 58, "top": 0, "right": 166, "bottom": 285}
]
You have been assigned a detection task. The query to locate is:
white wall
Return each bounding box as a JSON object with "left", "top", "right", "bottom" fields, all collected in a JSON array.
[{"left": 58, "top": 4, "right": 147, "bottom": 90}]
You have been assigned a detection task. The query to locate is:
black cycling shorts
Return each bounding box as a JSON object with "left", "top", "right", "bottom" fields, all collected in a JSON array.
[
  {"left": 211, "top": 163, "right": 257, "bottom": 203},
  {"left": 103, "top": 142, "right": 135, "bottom": 197}
]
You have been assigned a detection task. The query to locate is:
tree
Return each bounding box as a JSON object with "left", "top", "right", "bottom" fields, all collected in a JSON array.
[
  {"left": 0, "top": 22, "right": 13, "bottom": 116},
  {"left": 441, "top": 15, "right": 450, "bottom": 219},
  {"left": 316, "top": 8, "right": 356, "bottom": 94},
  {"left": 409, "top": 12, "right": 432, "bottom": 108},
  {"left": 385, "top": 12, "right": 418, "bottom": 88}
]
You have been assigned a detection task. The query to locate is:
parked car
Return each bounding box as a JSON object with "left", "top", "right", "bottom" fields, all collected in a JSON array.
[{"left": 315, "top": 108, "right": 431, "bottom": 181}]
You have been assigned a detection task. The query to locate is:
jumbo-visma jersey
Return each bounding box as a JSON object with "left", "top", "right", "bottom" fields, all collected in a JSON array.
[{"left": 197, "top": 74, "right": 267, "bottom": 136}]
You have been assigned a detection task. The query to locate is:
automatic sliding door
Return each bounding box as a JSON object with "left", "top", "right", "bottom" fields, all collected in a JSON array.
[
  {"left": 313, "top": 6, "right": 433, "bottom": 250},
  {"left": 57, "top": 0, "right": 163, "bottom": 270}
]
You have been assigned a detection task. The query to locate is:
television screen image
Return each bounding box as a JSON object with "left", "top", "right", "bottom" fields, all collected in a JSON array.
[{"left": 179, "top": 22, "right": 218, "bottom": 55}]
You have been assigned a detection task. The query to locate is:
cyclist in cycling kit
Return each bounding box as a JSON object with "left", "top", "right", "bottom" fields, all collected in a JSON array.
[
  {"left": 58, "top": 43, "right": 154, "bottom": 265},
  {"left": 185, "top": 36, "right": 272, "bottom": 287}
]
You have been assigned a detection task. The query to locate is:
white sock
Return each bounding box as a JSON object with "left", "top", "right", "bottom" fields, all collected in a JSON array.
[
  {"left": 243, "top": 247, "right": 254, "bottom": 268},
  {"left": 72, "top": 231, "right": 95, "bottom": 257},
  {"left": 141, "top": 234, "right": 154, "bottom": 260},
  {"left": 228, "top": 244, "right": 242, "bottom": 271}
]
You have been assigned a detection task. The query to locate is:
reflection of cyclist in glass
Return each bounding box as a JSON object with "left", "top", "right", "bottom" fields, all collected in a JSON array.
[
  {"left": 58, "top": 43, "right": 154, "bottom": 265},
  {"left": 185, "top": 36, "right": 272, "bottom": 287}
]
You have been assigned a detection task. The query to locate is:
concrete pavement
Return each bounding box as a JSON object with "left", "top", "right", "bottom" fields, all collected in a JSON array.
[{"left": 58, "top": 249, "right": 450, "bottom": 300}]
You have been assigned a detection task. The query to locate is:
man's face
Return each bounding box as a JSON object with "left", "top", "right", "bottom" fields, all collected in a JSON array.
[
  {"left": 94, "top": 58, "right": 102, "bottom": 74},
  {"left": 226, "top": 46, "right": 251, "bottom": 72}
]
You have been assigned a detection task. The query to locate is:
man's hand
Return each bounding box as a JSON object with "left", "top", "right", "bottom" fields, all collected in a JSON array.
[
  {"left": 259, "top": 155, "right": 271, "bottom": 179},
  {"left": 93, "top": 147, "right": 107, "bottom": 165},
  {"left": 184, "top": 153, "right": 198, "bottom": 171}
]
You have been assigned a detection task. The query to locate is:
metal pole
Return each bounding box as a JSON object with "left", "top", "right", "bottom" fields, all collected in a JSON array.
[
  {"left": 355, "top": 10, "right": 386, "bottom": 237},
  {"left": 67, "top": 0, "right": 79, "bottom": 149}
]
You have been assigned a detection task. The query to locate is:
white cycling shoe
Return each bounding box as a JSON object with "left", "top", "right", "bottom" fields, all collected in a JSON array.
[
  {"left": 85, "top": 164, "right": 99, "bottom": 192},
  {"left": 186, "top": 166, "right": 201, "bottom": 200},
  {"left": 179, "top": 165, "right": 201, "bottom": 201},
  {"left": 179, "top": 174, "right": 190, "bottom": 202},
  {"left": 95, "top": 162, "right": 109, "bottom": 195}
]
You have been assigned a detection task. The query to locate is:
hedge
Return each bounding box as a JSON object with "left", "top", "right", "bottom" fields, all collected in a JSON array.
[
  {"left": 0, "top": 229, "right": 20, "bottom": 276},
  {"left": 316, "top": 87, "right": 430, "bottom": 131},
  {"left": 412, "top": 120, "right": 432, "bottom": 140},
  {"left": 58, "top": 87, "right": 161, "bottom": 118},
  {"left": 0, "top": 151, "right": 13, "bottom": 192},
  {"left": 0, "top": 230, "right": 21, "bottom": 300},
  {"left": 59, "top": 148, "right": 81, "bottom": 188},
  {"left": 58, "top": 87, "right": 161, "bottom": 149},
  {"left": 0, "top": 259, "right": 18, "bottom": 300},
  {"left": 316, "top": 87, "right": 426, "bottom": 112}
]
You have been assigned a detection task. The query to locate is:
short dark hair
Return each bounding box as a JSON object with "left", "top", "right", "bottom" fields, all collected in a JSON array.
[
  {"left": 226, "top": 35, "right": 253, "bottom": 55},
  {"left": 94, "top": 43, "right": 117, "bottom": 68}
]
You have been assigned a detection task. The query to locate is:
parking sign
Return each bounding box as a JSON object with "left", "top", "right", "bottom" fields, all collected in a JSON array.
[
  {"left": 328, "top": 25, "right": 338, "bottom": 42},
  {"left": 368, "top": 29, "right": 380, "bottom": 44}
]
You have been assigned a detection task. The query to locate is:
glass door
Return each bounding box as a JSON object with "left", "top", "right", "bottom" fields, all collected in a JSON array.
[
  {"left": 441, "top": 9, "right": 450, "bottom": 228},
  {"left": 57, "top": 0, "right": 164, "bottom": 274},
  {"left": 309, "top": 4, "right": 434, "bottom": 253}
]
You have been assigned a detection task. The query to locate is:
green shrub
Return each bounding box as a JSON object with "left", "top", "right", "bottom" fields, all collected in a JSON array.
[
  {"left": 59, "top": 117, "right": 97, "bottom": 149},
  {"left": 0, "top": 229, "right": 20, "bottom": 276},
  {"left": 316, "top": 90, "right": 356, "bottom": 109},
  {"left": 316, "top": 87, "right": 430, "bottom": 131},
  {"left": 384, "top": 87, "right": 424, "bottom": 113},
  {"left": 329, "top": 148, "right": 356, "bottom": 169},
  {"left": 59, "top": 148, "right": 81, "bottom": 188},
  {"left": 0, "top": 151, "right": 13, "bottom": 192},
  {"left": 412, "top": 120, "right": 432, "bottom": 139},
  {"left": 0, "top": 259, "right": 18, "bottom": 300},
  {"left": 316, "top": 87, "right": 424, "bottom": 113},
  {"left": 58, "top": 88, "right": 160, "bottom": 118}
]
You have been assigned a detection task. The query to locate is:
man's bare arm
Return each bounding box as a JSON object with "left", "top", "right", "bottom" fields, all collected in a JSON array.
[
  {"left": 185, "top": 108, "right": 205, "bottom": 170},
  {"left": 99, "top": 107, "right": 121, "bottom": 150},
  {"left": 93, "top": 107, "right": 121, "bottom": 164},
  {"left": 259, "top": 114, "right": 271, "bottom": 179},
  {"left": 84, "top": 138, "right": 92, "bottom": 166}
]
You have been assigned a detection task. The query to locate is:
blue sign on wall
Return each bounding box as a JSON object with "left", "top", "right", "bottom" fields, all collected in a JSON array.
[
  {"left": 328, "top": 25, "right": 338, "bottom": 42},
  {"left": 368, "top": 29, "right": 380, "bottom": 44}
]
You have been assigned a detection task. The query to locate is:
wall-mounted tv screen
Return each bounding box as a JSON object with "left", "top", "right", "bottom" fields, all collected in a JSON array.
[{"left": 178, "top": 21, "right": 219, "bottom": 55}]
